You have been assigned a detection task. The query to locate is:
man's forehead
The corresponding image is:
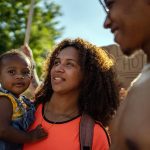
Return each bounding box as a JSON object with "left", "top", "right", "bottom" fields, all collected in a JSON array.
[
  {"left": 104, "top": 0, "right": 116, "bottom": 3},
  {"left": 104, "top": 0, "right": 118, "bottom": 5},
  {"left": 103, "top": 0, "right": 111, "bottom": 5}
]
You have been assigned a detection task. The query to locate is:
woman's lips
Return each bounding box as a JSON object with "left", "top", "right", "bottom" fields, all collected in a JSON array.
[{"left": 52, "top": 77, "right": 65, "bottom": 84}]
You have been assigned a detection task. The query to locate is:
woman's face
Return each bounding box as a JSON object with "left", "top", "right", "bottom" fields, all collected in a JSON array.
[{"left": 51, "top": 46, "right": 83, "bottom": 94}]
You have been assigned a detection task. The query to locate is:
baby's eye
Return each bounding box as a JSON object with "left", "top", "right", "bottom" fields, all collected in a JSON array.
[
  {"left": 22, "top": 70, "right": 31, "bottom": 76},
  {"left": 8, "top": 70, "right": 15, "bottom": 75}
]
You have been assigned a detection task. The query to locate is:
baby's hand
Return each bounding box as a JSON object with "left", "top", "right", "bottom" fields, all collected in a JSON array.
[
  {"left": 21, "top": 43, "right": 36, "bottom": 69},
  {"left": 29, "top": 124, "right": 48, "bottom": 142}
]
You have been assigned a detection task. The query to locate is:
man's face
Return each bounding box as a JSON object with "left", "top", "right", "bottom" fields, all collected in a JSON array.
[{"left": 102, "top": 0, "right": 150, "bottom": 56}]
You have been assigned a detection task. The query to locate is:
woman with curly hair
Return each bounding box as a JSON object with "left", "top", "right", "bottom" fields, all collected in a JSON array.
[{"left": 23, "top": 38, "right": 119, "bottom": 150}]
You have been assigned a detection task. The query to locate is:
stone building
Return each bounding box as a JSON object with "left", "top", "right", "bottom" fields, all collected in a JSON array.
[{"left": 103, "top": 44, "right": 147, "bottom": 88}]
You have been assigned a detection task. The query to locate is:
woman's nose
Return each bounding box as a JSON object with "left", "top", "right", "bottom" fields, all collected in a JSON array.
[{"left": 55, "top": 64, "right": 65, "bottom": 72}]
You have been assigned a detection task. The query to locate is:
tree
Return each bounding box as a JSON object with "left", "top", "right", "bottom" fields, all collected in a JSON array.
[{"left": 0, "top": 0, "right": 63, "bottom": 75}]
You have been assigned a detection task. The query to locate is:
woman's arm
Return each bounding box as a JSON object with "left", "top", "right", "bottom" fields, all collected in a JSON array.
[{"left": 0, "top": 96, "right": 48, "bottom": 143}]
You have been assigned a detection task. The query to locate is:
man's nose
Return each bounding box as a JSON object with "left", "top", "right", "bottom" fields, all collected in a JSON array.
[{"left": 103, "top": 15, "right": 111, "bottom": 29}]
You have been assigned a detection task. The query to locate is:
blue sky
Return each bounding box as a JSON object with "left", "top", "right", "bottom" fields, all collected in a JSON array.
[{"left": 54, "top": 0, "right": 115, "bottom": 47}]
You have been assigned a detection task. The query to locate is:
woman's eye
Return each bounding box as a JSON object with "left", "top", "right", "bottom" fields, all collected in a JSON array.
[
  {"left": 66, "top": 63, "right": 74, "bottom": 67},
  {"left": 53, "top": 60, "right": 60, "bottom": 66}
]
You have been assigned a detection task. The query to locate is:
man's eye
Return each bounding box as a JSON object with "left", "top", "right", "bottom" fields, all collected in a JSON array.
[{"left": 107, "top": 0, "right": 114, "bottom": 9}]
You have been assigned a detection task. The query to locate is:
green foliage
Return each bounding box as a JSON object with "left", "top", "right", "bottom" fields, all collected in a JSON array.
[{"left": 0, "top": 0, "right": 63, "bottom": 76}]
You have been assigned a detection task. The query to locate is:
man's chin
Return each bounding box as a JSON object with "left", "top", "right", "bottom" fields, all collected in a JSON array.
[{"left": 121, "top": 47, "right": 137, "bottom": 57}]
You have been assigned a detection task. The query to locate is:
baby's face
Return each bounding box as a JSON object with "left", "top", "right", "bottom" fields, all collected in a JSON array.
[{"left": 0, "top": 55, "right": 32, "bottom": 97}]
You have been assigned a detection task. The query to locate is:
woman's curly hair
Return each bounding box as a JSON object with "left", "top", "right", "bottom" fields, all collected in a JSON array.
[{"left": 35, "top": 38, "right": 119, "bottom": 126}]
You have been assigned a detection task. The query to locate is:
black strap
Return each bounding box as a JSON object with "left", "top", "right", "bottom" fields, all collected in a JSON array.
[
  {"left": 80, "top": 114, "right": 111, "bottom": 150},
  {"left": 80, "top": 113, "right": 95, "bottom": 150}
]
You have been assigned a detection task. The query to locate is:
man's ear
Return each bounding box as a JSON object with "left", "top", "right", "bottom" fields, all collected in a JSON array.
[
  {"left": 145, "top": 0, "right": 150, "bottom": 4},
  {"left": 0, "top": 75, "right": 1, "bottom": 83}
]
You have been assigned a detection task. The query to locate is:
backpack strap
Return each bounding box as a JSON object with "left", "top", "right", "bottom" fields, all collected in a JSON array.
[
  {"left": 80, "top": 113, "right": 95, "bottom": 150},
  {"left": 80, "top": 114, "right": 111, "bottom": 150}
]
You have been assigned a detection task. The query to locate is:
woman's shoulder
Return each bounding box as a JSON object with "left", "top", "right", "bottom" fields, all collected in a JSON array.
[
  {"left": 94, "top": 122, "right": 110, "bottom": 147},
  {"left": 34, "top": 103, "right": 43, "bottom": 116}
]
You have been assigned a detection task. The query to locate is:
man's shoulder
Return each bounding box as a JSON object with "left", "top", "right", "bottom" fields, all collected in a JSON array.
[
  {"left": 130, "top": 67, "right": 150, "bottom": 90},
  {"left": 126, "top": 70, "right": 150, "bottom": 104}
]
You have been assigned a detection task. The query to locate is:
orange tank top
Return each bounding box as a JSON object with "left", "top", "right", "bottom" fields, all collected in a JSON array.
[{"left": 23, "top": 104, "right": 109, "bottom": 150}]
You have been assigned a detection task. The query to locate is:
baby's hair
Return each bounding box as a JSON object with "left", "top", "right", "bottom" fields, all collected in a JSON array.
[{"left": 0, "top": 49, "right": 33, "bottom": 69}]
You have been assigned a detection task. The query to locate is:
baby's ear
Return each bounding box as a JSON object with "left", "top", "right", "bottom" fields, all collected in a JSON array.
[{"left": 31, "top": 75, "right": 33, "bottom": 80}]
